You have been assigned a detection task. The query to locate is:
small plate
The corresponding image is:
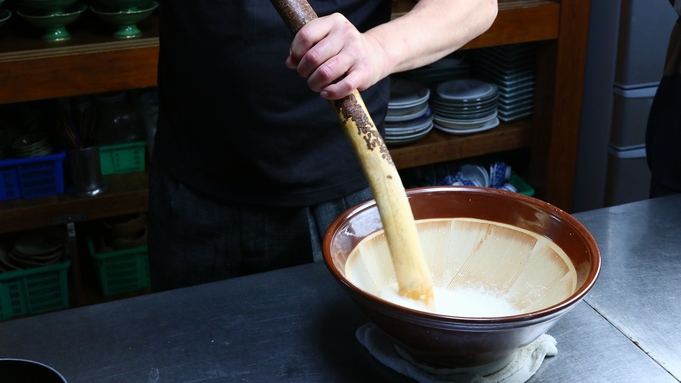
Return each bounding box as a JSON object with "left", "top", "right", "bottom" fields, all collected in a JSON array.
[
  {"left": 435, "top": 79, "right": 498, "bottom": 102},
  {"left": 14, "top": 226, "right": 66, "bottom": 256},
  {"left": 389, "top": 78, "right": 431, "bottom": 108},
  {"left": 385, "top": 123, "right": 433, "bottom": 146},
  {"left": 434, "top": 117, "right": 500, "bottom": 135},
  {"left": 386, "top": 120, "right": 433, "bottom": 137},
  {"left": 460, "top": 164, "right": 490, "bottom": 188},
  {"left": 385, "top": 104, "right": 435, "bottom": 127},
  {"left": 386, "top": 101, "right": 430, "bottom": 122},
  {"left": 434, "top": 110, "right": 498, "bottom": 127},
  {"left": 430, "top": 96, "right": 498, "bottom": 112},
  {"left": 434, "top": 106, "right": 498, "bottom": 121}
]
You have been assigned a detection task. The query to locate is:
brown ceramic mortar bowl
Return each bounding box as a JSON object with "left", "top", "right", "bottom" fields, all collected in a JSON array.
[
  {"left": 322, "top": 186, "right": 601, "bottom": 370},
  {"left": 0, "top": 358, "right": 67, "bottom": 382}
]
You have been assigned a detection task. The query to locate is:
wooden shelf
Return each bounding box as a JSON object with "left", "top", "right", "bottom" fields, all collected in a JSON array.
[
  {"left": 0, "top": 0, "right": 591, "bottom": 211},
  {"left": 0, "top": 0, "right": 559, "bottom": 105},
  {"left": 393, "top": 0, "right": 560, "bottom": 49},
  {"left": 391, "top": 119, "right": 532, "bottom": 169},
  {"left": 0, "top": 10, "right": 159, "bottom": 104},
  {"left": 0, "top": 171, "right": 148, "bottom": 234}
]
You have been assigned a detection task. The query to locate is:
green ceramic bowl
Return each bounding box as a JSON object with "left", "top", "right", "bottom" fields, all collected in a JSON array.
[
  {"left": 90, "top": 1, "right": 157, "bottom": 39},
  {"left": 17, "top": 2, "right": 85, "bottom": 40},
  {"left": 94, "top": 0, "right": 148, "bottom": 12},
  {"left": 0, "top": 9, "right": 10, "bottom": 29},
  {"left": 21, "top": 0, "right": 78, "bottom": 15}
]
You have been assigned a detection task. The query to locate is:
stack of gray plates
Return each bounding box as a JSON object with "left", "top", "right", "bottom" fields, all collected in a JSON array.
[
  {"left": 473, "top": 43, "right": 536, "bottom": 122},
  {"left": 431, "top": 79, "right": 500, "bottom": 135},
  {"left": 384, "top": 78, "right": 434, "bottom": 146},
  {"left": 402, "top": 54, "right": 471, "bottom": 87}
]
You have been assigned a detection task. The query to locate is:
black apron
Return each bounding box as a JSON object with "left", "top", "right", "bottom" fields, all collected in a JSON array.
[{"left": 646, "top": 16, "right": 681, "bottom": 197}]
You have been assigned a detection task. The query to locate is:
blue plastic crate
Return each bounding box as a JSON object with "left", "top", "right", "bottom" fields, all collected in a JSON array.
[
  {"left": 0, "top": 166, "right": 21, "bottom": 201},
  {"left": 0, "top": 152, "right": 66, "bottom": 200}
]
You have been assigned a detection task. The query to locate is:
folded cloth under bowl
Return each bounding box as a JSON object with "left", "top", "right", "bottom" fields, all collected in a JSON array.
[{"left": 356, "top": 323, "right": 557, "bottom": 383}]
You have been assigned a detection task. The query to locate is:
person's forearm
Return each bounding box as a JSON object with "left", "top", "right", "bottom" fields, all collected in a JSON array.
[{"left": 366, "top": 0, "right": 498, "bottom": 78}]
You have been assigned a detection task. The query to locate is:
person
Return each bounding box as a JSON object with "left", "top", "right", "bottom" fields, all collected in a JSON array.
[
  {"left": 148, "top": 0, "right": 498, "bottom": 291},
  {"left": 646, "top": 0, "right": 681, "bottom": 198}
]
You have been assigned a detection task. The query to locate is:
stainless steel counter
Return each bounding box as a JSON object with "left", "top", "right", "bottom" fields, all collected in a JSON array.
[
  {"left": 578, "top": 195, "right": 681, "bottom": 380},
  {"left": 0, "top": 195, "right": 680, "bottom": 382}
]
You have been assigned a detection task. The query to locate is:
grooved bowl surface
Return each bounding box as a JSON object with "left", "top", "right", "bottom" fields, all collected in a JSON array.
[{"left": 322, "top": 186, "right": 600, "bottom": 369}]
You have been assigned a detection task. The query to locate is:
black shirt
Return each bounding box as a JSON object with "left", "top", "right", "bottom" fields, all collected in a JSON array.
[{"left": 154, "top": 0, "right": 392, "bottom": 206}]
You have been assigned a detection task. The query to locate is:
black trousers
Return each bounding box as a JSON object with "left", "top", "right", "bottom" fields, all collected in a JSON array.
[
  {"left": 147, "top": 160, "right": 373, "bottom": 292},
  {"left": 647, "top": 18, "right": 681, "bottom": 198}
]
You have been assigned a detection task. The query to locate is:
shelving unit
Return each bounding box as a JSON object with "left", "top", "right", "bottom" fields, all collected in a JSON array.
[{"left": 0, "top": 0, "right": 591, "bottom": 307}]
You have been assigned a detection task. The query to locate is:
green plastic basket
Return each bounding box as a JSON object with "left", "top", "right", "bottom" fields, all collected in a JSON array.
[
  {"left": 510, "top": 172, "right": 535, "bottom": 196},
  {"left": 0, "top": 260, "right": 71, "bottom": 321},
  {"left": 87, "top": 236, "right": 149, "bottom": 295},
  {"left": 99, "top": 141, "right": 147, "bottom": 175}
]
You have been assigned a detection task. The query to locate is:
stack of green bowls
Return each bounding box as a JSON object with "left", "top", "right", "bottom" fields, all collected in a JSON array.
[
  {"left": 17, "top": 0, "right": 86, "bottom": 41},
  {"left": 90, "top": 0, "right": 158, "bottom": 39}
]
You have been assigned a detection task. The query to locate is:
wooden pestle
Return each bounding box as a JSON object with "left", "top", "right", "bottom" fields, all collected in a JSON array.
[{"left": 270, "top": 0, "right": 434, "bottom": 304}]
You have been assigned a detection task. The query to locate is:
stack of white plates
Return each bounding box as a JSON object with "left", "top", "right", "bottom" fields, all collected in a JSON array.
[
  {"left": 402, "top": 54, "right": 471, "bottom": 86},
  {"left": 431, "top": 79, "right": 500, "bottom": 135},
  {"left": 385, "top": 78, "right": 434, "bottom": 146},
  {"left": 473, "top": 43, "right": 536, "bottom": 122}
]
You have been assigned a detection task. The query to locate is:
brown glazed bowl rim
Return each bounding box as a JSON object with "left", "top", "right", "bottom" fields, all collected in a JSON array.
[{"left": 322, "top": 186, "right": 601, "bottom": 326}]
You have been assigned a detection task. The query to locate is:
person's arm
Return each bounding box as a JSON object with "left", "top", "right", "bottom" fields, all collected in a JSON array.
[{"left": 286, "top": 0, "right": 498, "bottom": 99}]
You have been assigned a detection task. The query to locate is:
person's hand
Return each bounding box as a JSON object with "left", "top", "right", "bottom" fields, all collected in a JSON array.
[{"left": 286, "top": 13, "right": 389, "bottom": 100}]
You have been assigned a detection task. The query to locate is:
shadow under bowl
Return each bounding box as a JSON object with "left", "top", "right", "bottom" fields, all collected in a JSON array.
[
  {"left": 20, "top": 0, "right": 78, "bottom": 15},
  {"left": 90, "top": 0, "right": 157, "bottom": 39},
  {"left": 322, "top": 186, "right": 601, "bottom": 370},
  {"left": 17, "top": 2, "right": 86, "bottom": 40}
]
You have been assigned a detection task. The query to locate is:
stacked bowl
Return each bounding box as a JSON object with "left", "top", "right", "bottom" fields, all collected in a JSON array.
[
  {"left": 90, "top": 0, "right": 158, "bottom": 39},
  {"left": 431, "top": 79, "right": 500, "bottom": 135},
  {"left": 11, "top": 130, "right": 53, "bottom": 158},
  {"left": 474, "top": 43, "right": 537, "bottom": 122},
  {"left": 384, "top": 78, "right": 434, "bottom": 147},
  {"left": 17, "top": 0, "right": 86, "bottom": 41},
  {"left": 0, "top": 227, "right": 66, "bottom": 272}
]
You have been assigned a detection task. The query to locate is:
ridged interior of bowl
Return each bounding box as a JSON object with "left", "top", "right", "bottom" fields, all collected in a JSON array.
[{"left": 345, "top": 218, "right": 578, "bottom": 314}]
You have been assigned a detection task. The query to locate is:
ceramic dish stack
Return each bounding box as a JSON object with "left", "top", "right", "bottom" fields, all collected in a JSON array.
[
  {"left": 0, "top": 227, "right": 66, "bottom": 272},
  {"left": 11, "top": 130, "right": 53, "bottom": 158},
  {"left": 384, "top": 78, "right": 434, "bottom": 146},
  {"left": 98, "top": 213, "right": 147, "bottom": 252},
  {"left": 473, "top": 43, "right": 537, "bottom": 122},
  {"left": 431, "top": 78, "right": 500, "bottom": 135},
  {"left": 401, "top": 54, "right": 471, "bottom": 87},
  {"left": 90, "top": 0, "right": 159, "bottom": 39},
  {"left": 17, "top": 0, "right": 86, "bottom": 41}
]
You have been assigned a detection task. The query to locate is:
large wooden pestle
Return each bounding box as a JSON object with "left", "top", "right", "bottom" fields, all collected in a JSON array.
[{"left": 270, "top": 0, "right": 434, "bottom": 304}]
